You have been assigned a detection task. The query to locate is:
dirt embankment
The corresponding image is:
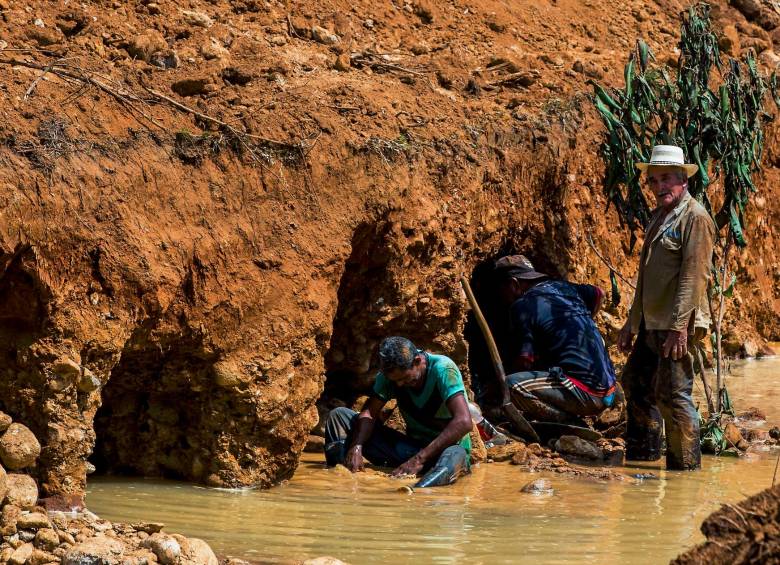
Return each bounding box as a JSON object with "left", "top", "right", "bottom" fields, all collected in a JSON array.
[
  {"left": 673, "top": 482, "right": 780, "bottom": 564},
  {"left": 0, "top": 0, "right": 778, "bottom": 504}
]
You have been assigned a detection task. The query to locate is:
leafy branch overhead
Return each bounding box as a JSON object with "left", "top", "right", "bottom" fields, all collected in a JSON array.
[{"left": 591, "top": 3, "right": 776, "bottom": 249}]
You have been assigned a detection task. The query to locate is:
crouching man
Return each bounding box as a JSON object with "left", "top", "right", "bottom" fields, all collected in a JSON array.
[
  {"left": 495, "top": 255, "right": 618, "bottom": 424},
  {"left": 323, "top": 336, "right": 472, "bottom": 487}
]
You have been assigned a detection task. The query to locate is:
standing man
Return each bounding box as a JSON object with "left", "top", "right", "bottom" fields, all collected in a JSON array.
[
  {"left": 323, "top": 336, "right": 472, "bottom": 488},
  {"left": 495, "top": 255, "right": 618, "bottom": 424},
  {"left": 618, "top": 145, "right": 716, "bottom": 470}
]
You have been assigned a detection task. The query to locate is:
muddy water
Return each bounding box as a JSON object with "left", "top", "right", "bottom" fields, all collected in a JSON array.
[{"left": 88, "top": 357, "right": 780, "bottom": 564}]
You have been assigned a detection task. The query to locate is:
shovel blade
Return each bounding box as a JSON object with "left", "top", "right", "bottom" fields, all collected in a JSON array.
[{"left": 502, "top": 403, "right": 540, "bottom": 443}]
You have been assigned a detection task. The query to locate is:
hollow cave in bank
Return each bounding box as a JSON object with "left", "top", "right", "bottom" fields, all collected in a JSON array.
[{"left": 91, "top": 326, "right": 220, "bottom": 480}]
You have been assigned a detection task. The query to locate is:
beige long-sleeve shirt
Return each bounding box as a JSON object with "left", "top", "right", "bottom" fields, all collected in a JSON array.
[{"left": 628, "top": 192, "right": 716, "bottom": 334}]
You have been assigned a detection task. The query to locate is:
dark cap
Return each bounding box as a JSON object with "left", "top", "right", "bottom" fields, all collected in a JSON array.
[{"left": 493, "top": 254, "right": 549, "bottom": 281}]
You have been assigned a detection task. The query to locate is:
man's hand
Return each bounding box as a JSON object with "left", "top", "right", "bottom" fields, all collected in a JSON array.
[
  {"left": 662, "top": 330, "right": 688, "bottom": 360},
  {"left": 345, "top": 445, "right": 365, "bottom": 472},
  {"left": 391, "top": 454, "right": 425, "bottom": 478},
  {"left": 618, "top": 322, "right": 635, "bottom": 353}
]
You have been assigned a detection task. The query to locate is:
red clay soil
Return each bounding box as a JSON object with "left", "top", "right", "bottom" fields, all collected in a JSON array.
[
  {"left": 673, "top": 482, "right": 780, "bottom": 564},
  {"left": 0, "top": 0, "right": 778, "bottom": 504}
]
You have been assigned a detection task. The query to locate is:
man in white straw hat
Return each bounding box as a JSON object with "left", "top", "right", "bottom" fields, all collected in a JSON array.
[{"left": 618, "top": 144, "right": 715, "bottom": 470}]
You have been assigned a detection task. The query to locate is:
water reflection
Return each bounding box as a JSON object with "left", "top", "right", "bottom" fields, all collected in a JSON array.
[{"left": 88, "top": 357, "right": 780, "bottom": 564}]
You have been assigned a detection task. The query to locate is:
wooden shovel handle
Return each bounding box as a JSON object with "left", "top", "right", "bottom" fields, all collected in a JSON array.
[{"left": 460, "top": 276, "right": 511, "bottom": 406}]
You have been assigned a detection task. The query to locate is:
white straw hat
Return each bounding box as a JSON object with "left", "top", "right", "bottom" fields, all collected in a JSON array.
[{"left": 636, "top": 145, "right": 698, "bottom": 178}]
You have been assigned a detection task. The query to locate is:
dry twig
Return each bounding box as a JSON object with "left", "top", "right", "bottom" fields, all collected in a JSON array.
[{"left": 586, "top": 232, "right": 636, "bottom": 289}]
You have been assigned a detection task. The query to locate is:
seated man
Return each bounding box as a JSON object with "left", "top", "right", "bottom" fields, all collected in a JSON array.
[
  {"left": 495, "top": 255, "right": 617, "bottom": 424},
  {"left": 323, "top": 336, "right": 473, "bottom": 487}
]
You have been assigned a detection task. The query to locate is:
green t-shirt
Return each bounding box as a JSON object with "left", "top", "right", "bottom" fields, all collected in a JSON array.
[{"left": 373, "top": 352, "right": 471, "bottom": 454}]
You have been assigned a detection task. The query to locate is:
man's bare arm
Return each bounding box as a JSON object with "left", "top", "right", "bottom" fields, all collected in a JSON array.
[
  {"left": 391, "top": 392, "right": 472, "bottom": 477},
  {"left": 345, "top": 396, "right": 385, "bottom": 472}
]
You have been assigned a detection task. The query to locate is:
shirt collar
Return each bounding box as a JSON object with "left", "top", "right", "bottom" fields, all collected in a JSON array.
[{"left": 651, "top": 191, "right": 692, "bottom": 242}]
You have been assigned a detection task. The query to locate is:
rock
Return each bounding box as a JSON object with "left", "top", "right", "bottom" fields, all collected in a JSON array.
[
  {"left": 130, "top": 522, "right": 165, "bottom": 534},
  {"left": 0, "top": 423, "right": 42, "bottom": 470},
  {"left": 486, "top": 442, "right": 527, "bottom": 462},
  {"left": 520, "top": 478, "right": 553, "bottom": 494},
  {"left": 724, "top": 422, "right": 744, "bottom": 447},
  {"left": 34, "top": 528, "right": 59, "bottom": 551},
  {"left": 7, "top": 542, "right": 33, "bottom": 565},
  {"left": 176, "top": 535, "right": 218, "bottom": 565},
  {"left": 303, "top": 435, "right": 325, "bottom": 453},
  {"left": 311, "top": 25, "right": 339, "bottom": 45},
  {"left": 26, "top": 26, "right": 62, "bottom": 47},
  {"left": 741, "top": 340, "right": 759, "bottom": 358},
  {"left": 410, "top": 42, "right": 430, "bottom": 55},
  {"left": 333, "top": 53, "right": 351, "bottom": 72},
  {"left": 269, "top": 34, "right": 287, "bottom": 46},
  {"left": 52, "top": 359, "right": 81, "bottom": 380},
  {"left": 0, "top": 411, "right": 12, "bottom": 432},
  {"left": 469, "top": 426, "right": 487, "bottom": 463},
  {"left": 555, "top": 435, "right": 602, "bottom": 460},
  {"left": 769, "top": 427, "right": 780, "bottom": 440},
  {"left": 201, "top": 38, "right": 230, "bottom": 60},
  {"left": 413, "top": 0, "right": 435, "bottom": 24},
  {"left": 0, "top": 548, "right": 12, "bottom": 562},
  {"left": 719, "top": 25, "right": 741, "bottom": 55},
  {"left": 125, "top": 31, "right": 167, "bottom": 62},
  {"left": 63, "top": 535, "right": 125, "bottom": 565},
  {"left": 221, "top": 67, "right": 253, "bottom": 86},
  {"left": 148, "top": 50, "right": 180, "bottom": 70},
  {"left": 143, "top": 533, "right": 181, "bottom": 564},
  {"left": 759, "top": 49, "right": 780, "bottom": 68},
  {"left": 510, "top": 447, "right": 530, "bottom": 465},
  {"left": 171, "top": 78, "right": 216, "bottom": 97},
  {"left": 0, "top": 504, "right": 20, "bottom": 535},
  {"left": 29, "top": 549, "right": 58, "bottom": 564},
  {"left": 58, "top": 530, "right": 76, "bottom": 545},
  {"left": 0, "top": 463, "right": 6, "bottom": 501},
  {"left": 5, "top": 474, "right": 38, "bottom": 509},
  {"left": 181, "top": 10, "right": 213, "bottom": 28},
  {"left": 16, "top": 512, "right": 50, "bottom": 530}
]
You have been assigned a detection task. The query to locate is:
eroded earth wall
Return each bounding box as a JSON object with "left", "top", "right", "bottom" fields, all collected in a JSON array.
[{"left": 0, "top": 0, "right": 779, "bottom": 501}]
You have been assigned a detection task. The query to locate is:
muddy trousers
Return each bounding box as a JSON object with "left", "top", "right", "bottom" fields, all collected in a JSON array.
[
  {"left": 323, "top": 407, "right": 470, "bottom": 487},
  {"left": 622, "top": 328, "right": 701, "bottom": 470},
  {"left": 506, "top": 368, "right": 611, "bottom": 424}
]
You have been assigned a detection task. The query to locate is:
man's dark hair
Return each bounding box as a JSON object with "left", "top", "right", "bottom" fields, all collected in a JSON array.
[{"left": 378, "top": 336, "right": 419, "bottom": 372}]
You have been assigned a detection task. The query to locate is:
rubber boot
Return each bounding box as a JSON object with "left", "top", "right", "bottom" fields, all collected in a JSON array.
[{"left": 413, "top": 446, "right": 469, "bottom": 488}]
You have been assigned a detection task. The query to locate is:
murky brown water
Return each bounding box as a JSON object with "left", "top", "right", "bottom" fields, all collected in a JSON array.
[{"left": 88, "top": 356, "right": 780, "bottom": 564}]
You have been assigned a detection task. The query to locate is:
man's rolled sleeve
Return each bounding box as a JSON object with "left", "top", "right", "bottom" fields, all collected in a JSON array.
[{"left": 670, "top": 214, "right": 715, "bottom": 332}]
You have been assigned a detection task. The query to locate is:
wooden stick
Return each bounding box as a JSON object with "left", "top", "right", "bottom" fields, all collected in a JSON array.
[
  {"left": 460, "top": 276, "right": 539, "bottom": 442},
  {"left": 694, "top": 344, "right": 716, "bottom": 415},
  {"left": 586, "top": 232, "right": 636, "bottom": 289},
  {"left": 142, "top": 85, "right": 294, "bottom": 147}
]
